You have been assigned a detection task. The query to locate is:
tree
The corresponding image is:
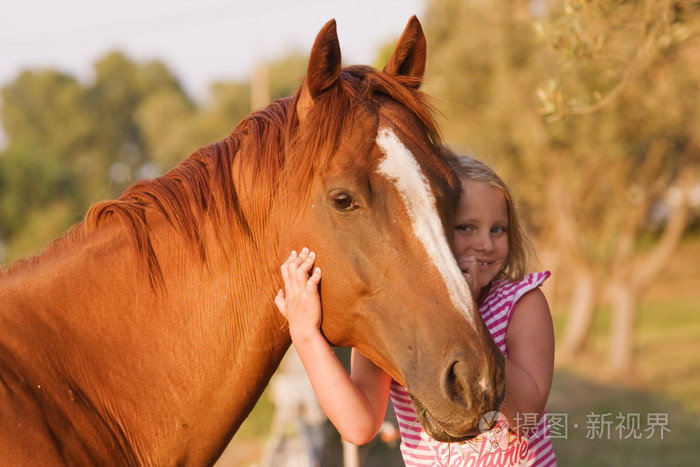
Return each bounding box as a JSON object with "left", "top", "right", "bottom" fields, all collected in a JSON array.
[
  {"left": 421, "top": 0, "right": 700, "bottom": 371},
  {"left": 267, "top": 52, "right": 308, "bottom": 101},
  {"left": 1, "top": 70, "right": 93, "bottom": 159},
  {"left": 135, "top": 88, "right": 198, "bottom": 173},
  {"left": 86, "top": 51, "right": 193, "bottom": 196},
  {"left": 0, "top": 52, "right": 194, "bottom": 260},
  {"left": 0, "top": 47, "right": 317, "bottom": 263},
  {"left": 0, "top": 70, "right": 92, "bottom": 260},
  {"left": 535, "top": 0, "right": 699, "bottom": 371},
  {"left": 0, "top": 142, "right": 76, "bottom": 262}
]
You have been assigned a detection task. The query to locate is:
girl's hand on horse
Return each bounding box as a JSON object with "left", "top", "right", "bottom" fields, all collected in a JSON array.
[
  {"left": 459, "top": 256, "right": 481, "bottom": 297},
  {"left": 275, "top": 248, "right": 323, "bottom": 341}
]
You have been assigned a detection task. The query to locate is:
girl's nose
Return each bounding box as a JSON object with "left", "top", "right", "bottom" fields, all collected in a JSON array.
[{"left": 474, "top": 232, "right": 493, "bottom": 252}]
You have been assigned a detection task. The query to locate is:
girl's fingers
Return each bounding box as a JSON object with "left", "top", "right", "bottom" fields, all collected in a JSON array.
[
  {"left": 274, "top": 289, "right": 287, "bottom": 316},
  {"left": 279, "top": 248, "right": 320, "bottom": 298},
  {"left": 307, "top": 267, "right": 322, "bottom": 288},
  {"left": 294, "top": 248, "right": 313, "bottom": 272},
  {"left": 298, "top": 250, "right": 316, "bottom": 276},
  {"left": 283, "top": 248, "right": 316, "bottom": 279},
  {"left": 282, "top": 248, "right": 306, "bottom": 274},
  {"left": 280, "top": 250, "right": 296, "bottom": 284},
  {"left": 292, "top": 247, "right": 307, "bottom": 266},
  {"left": 461, "top": 257, "right": 480, "bottom": 296}
]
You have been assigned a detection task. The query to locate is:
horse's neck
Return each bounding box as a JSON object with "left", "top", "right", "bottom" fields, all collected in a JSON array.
[{"left": 0, "top": 219, "right": 290, "bottom": 464}]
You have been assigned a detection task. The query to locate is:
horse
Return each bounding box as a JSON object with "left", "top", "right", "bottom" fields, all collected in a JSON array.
[{"left": 0, "top": 17, "right": 504, "bottom": 465}]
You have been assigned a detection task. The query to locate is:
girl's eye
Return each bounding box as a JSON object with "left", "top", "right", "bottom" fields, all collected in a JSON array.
[
  {"left": 331, "top": 192, "right": 356, "bottom": 211},
  {"left": 456, "top": 224, "right": 473, "bottom": 233},
  {"left": 492, "top": 226, "right": 507, "bottom": 235}
]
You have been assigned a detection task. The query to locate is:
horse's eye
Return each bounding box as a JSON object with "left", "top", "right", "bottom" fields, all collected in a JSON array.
[{"left": 331, "top": 192, "right": 356, "bottom": 211}]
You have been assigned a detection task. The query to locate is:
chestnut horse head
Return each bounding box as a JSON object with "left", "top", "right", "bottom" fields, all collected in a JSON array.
[
  {"left": 279, "top": 17, "right": 505, "bottom": 443},
  {"left": 0, "top": 17, "right": 503, "bottom": 465}
]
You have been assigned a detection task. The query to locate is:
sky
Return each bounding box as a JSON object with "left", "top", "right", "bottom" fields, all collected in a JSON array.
[{"left": 0, "top": 0, "right": 427, "bottom": 102}]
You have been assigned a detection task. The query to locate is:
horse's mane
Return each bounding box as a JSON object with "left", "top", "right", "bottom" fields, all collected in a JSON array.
[
  {"left": 0, "top": 99, "right": 294, "bottom": 284},
  {"left": 2, "top": 65, "right": 441, "bottom": 288}
]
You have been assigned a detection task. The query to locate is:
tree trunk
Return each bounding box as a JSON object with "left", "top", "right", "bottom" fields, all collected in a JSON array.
[
  {"left": 607, "top": 280, "right": 639, "bottom": 373},
  {"left": 606, "top": 167, "right": 692, "bottom": 372},
  {"left": 558, "top": 265, "right": 596, "bottom": 361}
]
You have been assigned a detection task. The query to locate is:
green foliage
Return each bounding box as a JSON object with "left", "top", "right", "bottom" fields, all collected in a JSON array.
[
  {"left": 0, "top": 142, "right": 73, "bottom": 237},
  {"left": 135, "top": 88, "right": 197, "bottom": 172},
  {"left": 1, "top": 70, "right": 93, "bottom": 160},
  {"left": 419, "top": 0, "right": 700, "bottom": 371},
  {"left": 201, "top": 81, "right": 253, "bottom": 140},
  {"left": 0, "top": 45, "right": 312, "bottom": 264},
  {"left": 422, "top": 0, "right": 699, "bottom": 258},
  {"left": 268, "top": 52, "right": 308, "bottom": 101}
]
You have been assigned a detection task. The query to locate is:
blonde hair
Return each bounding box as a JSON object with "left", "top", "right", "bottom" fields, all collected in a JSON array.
[{"left": 448, "top": 154, "right": 534, "bottom": 281}]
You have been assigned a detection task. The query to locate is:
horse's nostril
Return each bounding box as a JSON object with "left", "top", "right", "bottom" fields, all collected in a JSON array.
[
  {"left": 442, "top": 355, "right": 504, "bottom": 413},
  {"left": 443, "top": 360, "right": 472, "bottom": 408}
]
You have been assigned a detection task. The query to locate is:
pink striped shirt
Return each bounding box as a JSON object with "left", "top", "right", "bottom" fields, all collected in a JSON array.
[{"left": 389, "top": 272, "right": 556, "bottom": 466}]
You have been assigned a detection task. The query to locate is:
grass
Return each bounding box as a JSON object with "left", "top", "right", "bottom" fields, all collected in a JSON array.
[
  {"left": 548, "top": 235, "right": 700, "bottom": 465},
  {"left": 548, "top": 370, "right": 700, "bottom": 466},
  {"left": 548, "top": 297, "right": 700, "bottom": 466}
]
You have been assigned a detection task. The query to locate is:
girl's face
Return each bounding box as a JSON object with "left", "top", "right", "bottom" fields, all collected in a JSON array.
[{"left": 453, "top": 179, "right": 510, "bottom": 293}]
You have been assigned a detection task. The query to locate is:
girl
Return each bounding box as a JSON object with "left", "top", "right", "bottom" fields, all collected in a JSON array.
[{"left": 275, "top": 155, "right": 556, "bottom": 466}]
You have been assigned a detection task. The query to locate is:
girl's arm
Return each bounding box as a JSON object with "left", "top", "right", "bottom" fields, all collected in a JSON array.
[
  {"left": 500, "top": 287, "right": 555, "bottom": 434},
  {"left": 275, "top": 248, "right": 391, "bottom": 445}
]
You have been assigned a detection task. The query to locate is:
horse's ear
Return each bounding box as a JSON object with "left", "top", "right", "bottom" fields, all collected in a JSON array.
[
  {"left": 296, "top": 19, "right": 342, "bottom": 122},
  {"left": 383, "top": 15, "right": 426, "bottom": 89}
]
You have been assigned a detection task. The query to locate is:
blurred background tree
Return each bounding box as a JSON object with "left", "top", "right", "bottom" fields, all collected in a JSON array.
[
  {"left": 422, "top": 0, "right": 700, "bottom": 372},
  {"left": 0, "top": 48, "right": 306, "bottom": 263}
]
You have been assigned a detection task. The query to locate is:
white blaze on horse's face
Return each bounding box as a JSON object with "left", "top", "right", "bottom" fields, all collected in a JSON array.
[{"left": 375, "top": 127, "right": 476, "bottom": 326}]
